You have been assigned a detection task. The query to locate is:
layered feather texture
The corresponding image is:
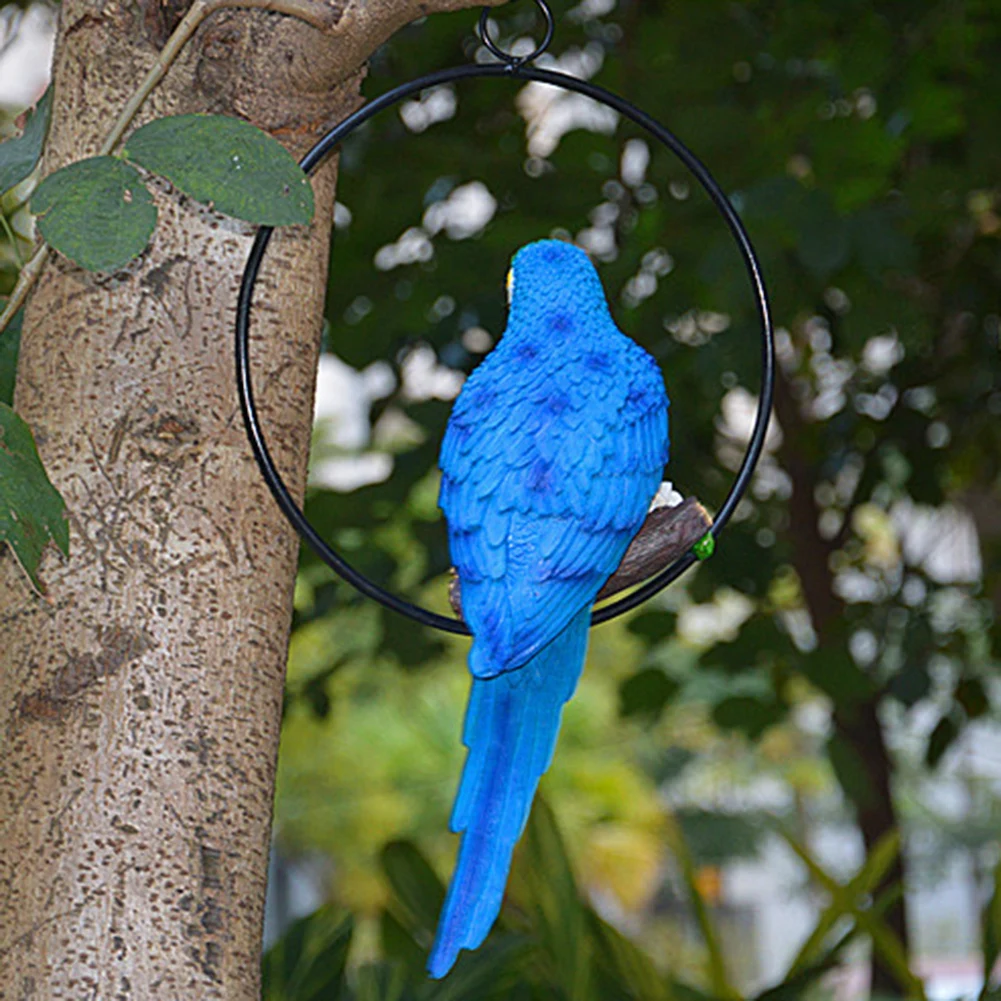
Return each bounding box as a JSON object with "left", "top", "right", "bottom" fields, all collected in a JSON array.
[{"left": 430, "top": 239, "right": 669, "bottom": 977}]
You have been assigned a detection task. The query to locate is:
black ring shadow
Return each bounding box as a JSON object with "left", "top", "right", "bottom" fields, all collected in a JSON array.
[{"left": 236, "top": 62, "right": 776, "bottom": 637}]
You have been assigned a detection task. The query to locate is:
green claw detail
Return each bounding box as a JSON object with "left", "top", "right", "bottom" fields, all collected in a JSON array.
[{"left": 693, "top": 533, "right": 715, "bottom": 561}]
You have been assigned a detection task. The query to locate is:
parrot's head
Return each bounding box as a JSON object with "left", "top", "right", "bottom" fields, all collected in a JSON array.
[{"left": 506, "top": 239, "right": 609, "bottom": 330}]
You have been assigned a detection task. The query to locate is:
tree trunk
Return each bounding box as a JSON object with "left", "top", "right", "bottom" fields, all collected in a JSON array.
[
  {"left": 0, "top": 1, "right": 496, "bottom": 997},
  {"left": 773, "top": 367, "right": 911, "bottom": 998},
  {"left": 831, "top": 699, "right": 910, "bottom": 996}
]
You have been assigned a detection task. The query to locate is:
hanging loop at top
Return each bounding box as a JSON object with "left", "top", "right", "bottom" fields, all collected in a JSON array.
[{"left": 478, "top": 0, "right": 555, "bottom": 68}]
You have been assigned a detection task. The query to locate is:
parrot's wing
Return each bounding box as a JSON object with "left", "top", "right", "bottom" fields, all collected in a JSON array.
[{"left": 441, "top": 344, "right": 668, "bottom": 679}]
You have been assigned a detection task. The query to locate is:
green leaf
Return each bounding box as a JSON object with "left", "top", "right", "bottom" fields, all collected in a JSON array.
[
  {"left": 701, "top": 616, "right": 793, "bottom": 675},
  {"left": 981, "top": 856, "right": 1001, "bottom": 1000},
  {"left": 351, "top": 962, "right": 411, "bottom": 1001},
  {"left": 379, "top": 607, "right": 446, "bottom": 669},
  {"left": 795, "top": 190, "right": 851, "bottom": 278},
  {"left": 676, "top": 809, "right": 765, "bottom": 867},
  {"left": 890, "top": 617, "right": 935, "bottom": 711},
  {"left": 850, "top": 205, "right": 917, "bottom": 278},
  {"left": 380, "top": 909, "right": 426, "bottom": 972},
  {"left": 662, "top": 815, "right": 740, "bottom": 1001},
  {"left": 956, "top": 677, "right": 989, "bottom": 720},
  {"left": 426, "top": 937, "right": 533, "bottom": 1001},
  {"left": 799, "top": 647, "right": 876, "bottom": 706},
  {"left": 262, "top": 905, "right": 353, "bottom": 1001},
  {"left": 0, "top": 307, "right": 22, "bottom": 406},
  {"left": 626, "top": 609, "right": 678, "bottom": 642},
  {"left": 778, "top": 827, "right": 924, "bottom": 1000},
  {"left": 0, "top": 85, "right": 52, "bottom": 195},
  {"left": 123, "top": 114, "right": 314, "bottom": 226},
  {"left": 31, "top": 157, "right": 156, "bottom": 272},
  {"left": 712, "top": 696, "right": 785, "bottom": 741},
  {"left": 588, "top": 911, "right": 672, "bottom": 1001},
  {"left": 887, "top": 658, "right": 932, "bottom": 708},
  {"left": 381, "top": 840, "right": 445, "bottom": 944},
  {"left": 0, "top": 403, "right": 68, "bottom": 590},
  {"left": 512, "top": 799, "right": 592, "bottom": 1001},
  {"left": 925, "top": 713, "right": 960, "bottom": 768},
  {"left": 663, "top": 979, "right": 718, "bottom": 1001},
  {"left": 619, "top": 667, "right": 679, "bottom": 720},
  {"left": 754, "top": 926, "right": 856, "bottom": 1001}
]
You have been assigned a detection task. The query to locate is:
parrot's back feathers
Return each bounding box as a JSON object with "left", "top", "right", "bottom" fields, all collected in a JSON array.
[
  {"left": 439, "top": 325, "right": 668, "bottom": 680},
  {"left": 430, "top": 239, "right": 670, "bottom": 976}
]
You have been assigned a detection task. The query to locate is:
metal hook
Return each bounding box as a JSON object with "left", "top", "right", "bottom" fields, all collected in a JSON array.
[{"left": 477, "top": 0, "right": 555, "bottom": 69}]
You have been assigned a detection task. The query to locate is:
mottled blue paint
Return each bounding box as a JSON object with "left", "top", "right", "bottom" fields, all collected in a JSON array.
[{"left": 429, "top": 239, "right": 670, "bottom": 978}]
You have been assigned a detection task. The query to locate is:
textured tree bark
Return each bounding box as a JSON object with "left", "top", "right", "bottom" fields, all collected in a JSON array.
[{"left": 0, "top": 1, "right": 499, "bottom": 998}]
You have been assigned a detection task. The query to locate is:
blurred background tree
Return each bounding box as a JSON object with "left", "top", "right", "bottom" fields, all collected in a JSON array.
[
  {"left": 273, "top": 0, "right": 1001, "bottom": 994},
  {"left": 3, "top": 0, "right": 1000, "bottom": 997}
]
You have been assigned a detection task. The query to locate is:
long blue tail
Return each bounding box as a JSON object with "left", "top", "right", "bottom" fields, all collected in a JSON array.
[{"left": 427, "top": 608, "right": 590, "bottom": 978}]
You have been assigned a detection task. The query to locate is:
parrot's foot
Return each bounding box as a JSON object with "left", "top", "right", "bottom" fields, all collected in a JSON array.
[{"left": 448, "top": 494, "right": 713, "bottom": 619}]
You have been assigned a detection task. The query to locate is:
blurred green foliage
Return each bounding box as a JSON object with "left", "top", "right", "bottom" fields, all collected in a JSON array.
[
  {"left": 265, "top": 800, "right": 1001, "bottom": 1001},
  {"left": 274, "top": 0, "right": 1001, "bottom": 993},
  {"left": 2, "top": 0, "right": 999, "bottom": 994}
]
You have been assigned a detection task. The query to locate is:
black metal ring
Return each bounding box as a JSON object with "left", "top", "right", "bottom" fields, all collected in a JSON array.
[
  {"left": 236, "top": 62, "right": 775, "bottom": 637},
  {"left": 477, "top": 1, "right": 555, "bottom": 68}
]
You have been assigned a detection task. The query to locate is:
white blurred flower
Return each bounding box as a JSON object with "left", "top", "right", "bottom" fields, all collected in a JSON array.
[
  {"left": 399, "top": 85, "right": 457, "bottom": 134},
  {"left": 423, "top": 181, "right": 497, "bottom": 240}
]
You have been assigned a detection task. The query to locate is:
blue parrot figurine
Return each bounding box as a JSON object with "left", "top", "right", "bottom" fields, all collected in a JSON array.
[{"left": 430, "top": 238, "right": 670, "bottom": 977}]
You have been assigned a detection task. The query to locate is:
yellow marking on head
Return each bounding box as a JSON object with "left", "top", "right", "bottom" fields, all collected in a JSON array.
[{"left": 506, "top": 268, "right": 514, "bottom": 302}]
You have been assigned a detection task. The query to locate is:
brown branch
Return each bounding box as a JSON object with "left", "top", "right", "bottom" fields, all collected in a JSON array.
[
  {"left": 772, "top": 367, "right": 844, "bottom": 639},
  {"left": 447, "top": 496, "right": 713, "bottom": 620}
]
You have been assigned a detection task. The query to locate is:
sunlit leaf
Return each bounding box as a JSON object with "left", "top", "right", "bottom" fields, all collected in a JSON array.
[{"left": 779, "top": 827, "right": 924, "bottom": 999}]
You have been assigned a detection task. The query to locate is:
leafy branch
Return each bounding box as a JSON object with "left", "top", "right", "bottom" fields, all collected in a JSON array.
[{"left": 0, "top": 0, "right": 335, "bottom": 337}]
